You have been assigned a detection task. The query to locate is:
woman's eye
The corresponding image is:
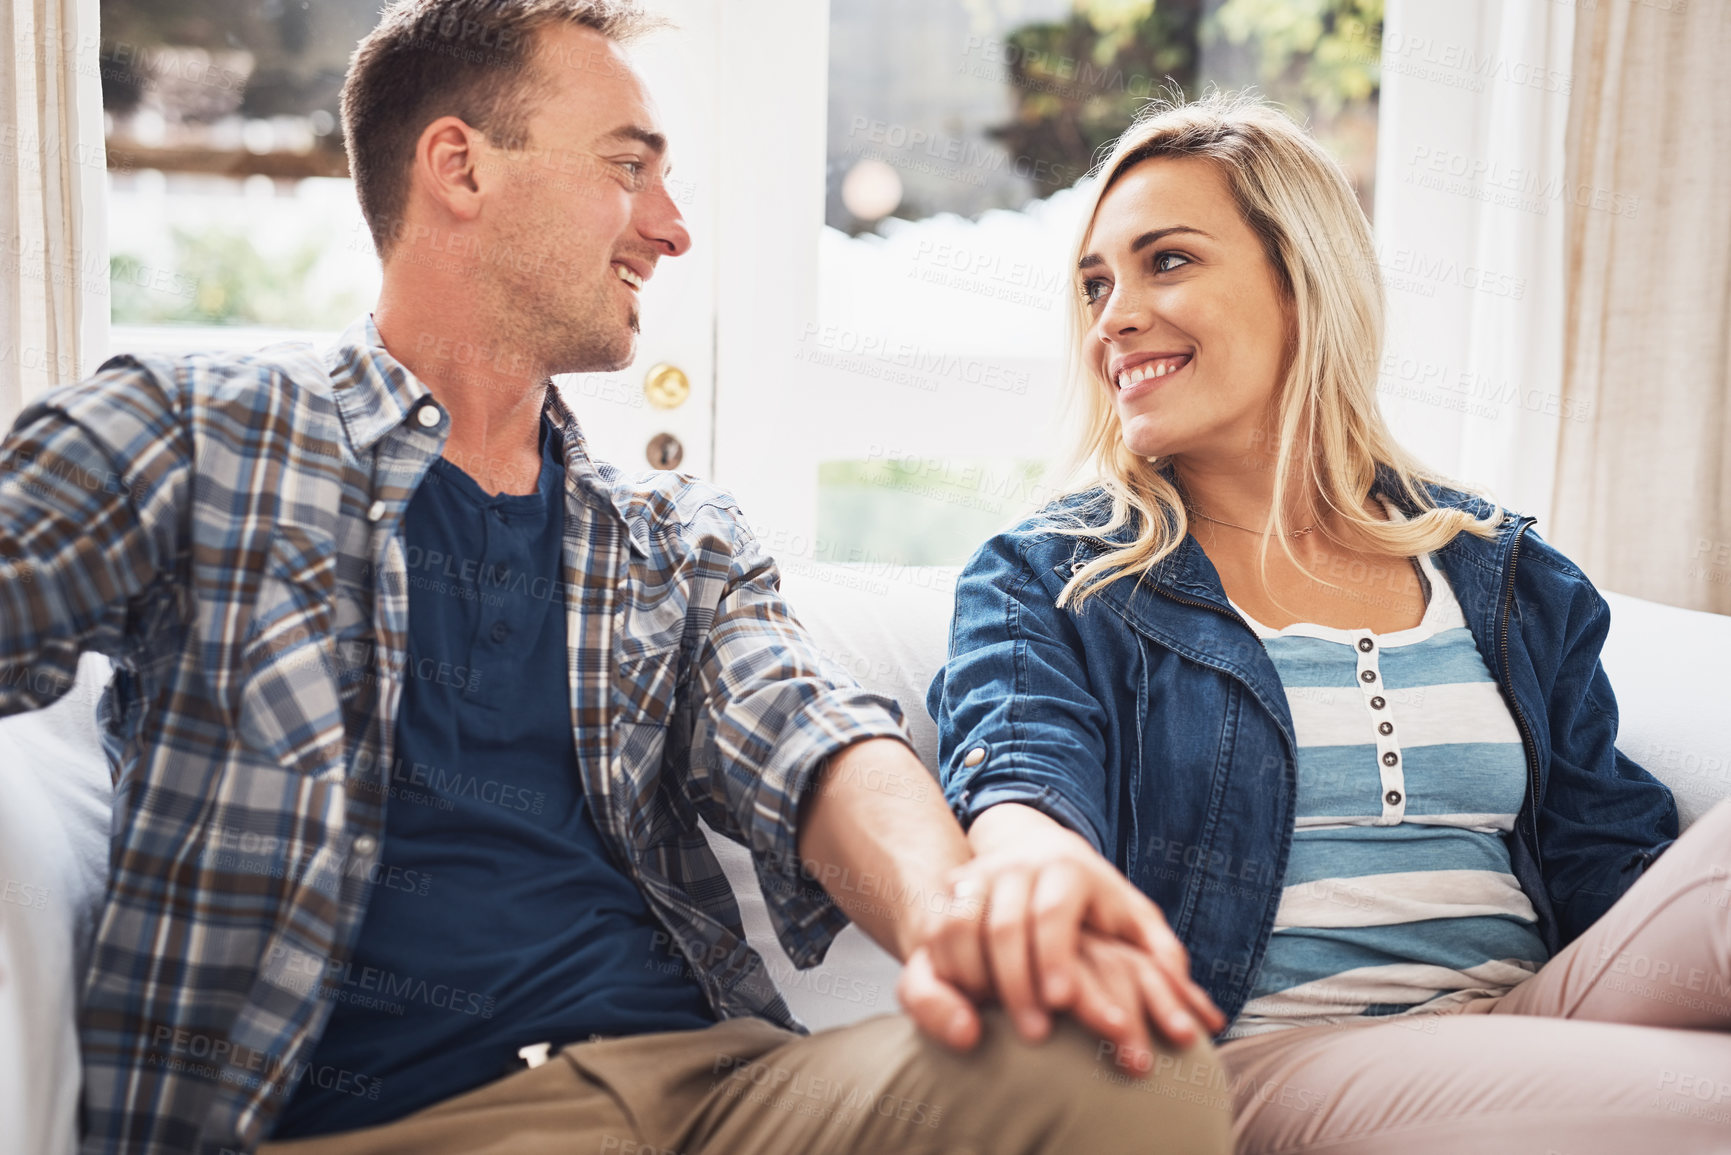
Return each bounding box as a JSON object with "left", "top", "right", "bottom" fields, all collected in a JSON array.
[
  {"left": 1080, "top": 278, "right": 1109, "bottom": 305},
  {"left": 1153, "top": 251, "right": 1191, "bottom": 274}
]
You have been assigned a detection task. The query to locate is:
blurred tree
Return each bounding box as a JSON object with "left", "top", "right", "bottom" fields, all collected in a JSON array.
[
  {"left": 1208, "top": 0, "right": 1381, "bottom": 116},
  {"left": 988, "top": 0, "right": 1380, "bottom": 185},
  {"left": 987, "top": 0, "right": 1204, "bottom": 182}
]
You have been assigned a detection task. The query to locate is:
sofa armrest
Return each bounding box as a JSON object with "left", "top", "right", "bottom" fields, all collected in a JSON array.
[
  {"left": 1600, "top": 592, "right": 1731, "bottom": 830},
  {"left": 0, "top": 653, "right": 114, "bottom": 1155}
]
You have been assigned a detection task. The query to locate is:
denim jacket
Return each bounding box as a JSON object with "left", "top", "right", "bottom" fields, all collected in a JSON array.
[{"left": 927, "top": 479, "right": 1679, "bottom": 1027}]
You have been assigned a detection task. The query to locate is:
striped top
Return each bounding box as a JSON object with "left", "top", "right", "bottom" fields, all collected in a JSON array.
[{"left": 1227, "top": 547, "right": 1549, "bottom": 1038}]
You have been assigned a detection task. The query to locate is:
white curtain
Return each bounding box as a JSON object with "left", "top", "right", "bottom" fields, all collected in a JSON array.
[
  {"left": 1372, "top": 0, "right": 1575, "bottom": 525},
  {"left": 0, "top": 0, "right": 109, "bottom": 430},
  {"left": 1552, "top": 1, "right": 1731, "bottom": 615}
]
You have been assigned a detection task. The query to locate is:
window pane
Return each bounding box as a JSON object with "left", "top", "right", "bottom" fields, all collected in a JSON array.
[
  {"left": 101, "top": 0, "right": 384, "bottom": 334},
  {"left": 819, "top": 0, "right": 1382, "bottom": 566}
]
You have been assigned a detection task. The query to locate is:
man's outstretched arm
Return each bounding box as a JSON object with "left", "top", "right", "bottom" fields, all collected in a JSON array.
[
  {"left": 687, "top": 506, "right": 1216, "bottom": 1067},
  {"left": 799, "top": 738, "right": 1223, "bottom": 1068},
  {"left": 795, "top": 737, "right": 979, "bottom": 1042}
]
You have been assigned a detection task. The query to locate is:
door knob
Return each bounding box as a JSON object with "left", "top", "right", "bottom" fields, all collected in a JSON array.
[{"left": 643, "top": 363, "right": 690, "bottom": 410}]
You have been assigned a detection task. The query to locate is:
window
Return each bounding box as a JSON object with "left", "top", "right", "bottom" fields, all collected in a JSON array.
[
  {"left": 816, "top": 0, "right": 1382, "bottom": 566},
  {"left": 101, "top": 0, "right": 381, "bottom": 344}
]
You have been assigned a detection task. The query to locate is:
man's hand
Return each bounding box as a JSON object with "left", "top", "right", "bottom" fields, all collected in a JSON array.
[{"left": 914, "top": 802, "right": 1224, "bottom": 1051}]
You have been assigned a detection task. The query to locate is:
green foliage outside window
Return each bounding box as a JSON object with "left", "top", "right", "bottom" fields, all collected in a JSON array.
[
  {"left": 988, "top": 0, "right": 1382, "bottom": 187},
  {"left": 111, "top": 228, "right": 365, "bottom": 328},
  {"left": 817, "top": 457, "right": 1050, "bottom": 568},
  {"left": 1210, "top": 0, "right": 1382, "bottom": 116}
]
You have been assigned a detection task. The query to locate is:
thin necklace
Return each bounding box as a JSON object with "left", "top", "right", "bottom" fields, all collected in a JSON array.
[{"left": 1188, "top": 508, "right": 1318, "bottom": 538}]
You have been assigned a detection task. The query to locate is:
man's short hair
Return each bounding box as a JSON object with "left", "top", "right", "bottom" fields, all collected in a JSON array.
[{"left": 341, "top": 0, "right": 661, "bottom": 258}]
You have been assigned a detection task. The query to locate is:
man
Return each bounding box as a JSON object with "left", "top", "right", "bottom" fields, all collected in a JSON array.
[{"left": 0, "top": 2, "right": 1229, "bottom": 1151}]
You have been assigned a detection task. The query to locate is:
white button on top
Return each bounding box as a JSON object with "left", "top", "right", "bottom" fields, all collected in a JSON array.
[
  {"left": 962, "top": 746, "right": 987, "bottom": 768},
  {"left": 352, "top": 835, "right": 378, "bottom": 856},
  {"left": 416, "top": 404, "right": 442, "bottom": 428},
  {"left": 366, "top": 500, "right": 387, "bottom": 522}
]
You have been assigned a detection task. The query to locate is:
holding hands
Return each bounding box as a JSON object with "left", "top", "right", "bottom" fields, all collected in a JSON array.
[{"left": 898, "top": 803, "right": 1225, "bottom": 1071}]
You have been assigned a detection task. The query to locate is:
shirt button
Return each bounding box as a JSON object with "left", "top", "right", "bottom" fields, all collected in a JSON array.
[
  {"left": 353, "top": 835, "right": 378, "bottom": 856},
  {"left": 1360, "top": 670, "right": 1377, "bottom": 684},
  {"left": 416, "top": 404, "right": 443, "bottom": 428},
  {"left": 1384, "top": 790, "right": 1403, "bottom": 806},
  {"left": 490, "top": 621, "right": 510, "bottom": 642},
  {"left": 367, "top": 500, "right": 387, "bottom": 522},
  {"left": 962, "top": 746, "right": 987, "bottom": 768},
  {"left": 1382, "top": 751, "right": 1399, "bottom": 767},
  {"left": 1369, "top": 696, "right": 1386, "bottom": 710},
  {"left": 1378, "top": 721, "right": 1394, "bottom": 736},
  {"left": 1357, "top": 638, "right": 1374, "bottom": 653}
]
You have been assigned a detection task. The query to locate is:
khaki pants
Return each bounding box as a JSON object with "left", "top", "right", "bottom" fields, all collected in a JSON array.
[{"left": 261, "top": 1008, "right": 1230, "bottom": 1154}]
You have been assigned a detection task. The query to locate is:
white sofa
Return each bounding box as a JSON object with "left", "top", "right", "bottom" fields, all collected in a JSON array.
[{"left": 4, "top": 568, "right": 1729, "bottom": 1153}]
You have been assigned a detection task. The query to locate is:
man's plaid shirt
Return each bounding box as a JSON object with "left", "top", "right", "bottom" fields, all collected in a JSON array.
[{"left": 0, "top": 316, "right": 906, "bottom": 1154}]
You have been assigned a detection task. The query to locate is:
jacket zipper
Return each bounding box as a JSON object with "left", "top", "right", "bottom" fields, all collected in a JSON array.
[
  {"left": 1149, "top": 582, "right": 1300, "bottom": 768},
  {"left": 1496, "top": 520, "right": 1543, "bottom": 872},
  {"left": 1156, "top": 581, "right": 1301, "bottom": 782},
  {"left": 1152, "top": 586, "right": 1255, "bottom": 640},
  {"left": 1152, "top": 580, "right": 1312, "bottom": 793},
  {"left": 1148, "top": 584, "right": 1299, "bottom": 746},
  {"left": 1149, "top": 583, "right": 1298, "bottom": 1013}
]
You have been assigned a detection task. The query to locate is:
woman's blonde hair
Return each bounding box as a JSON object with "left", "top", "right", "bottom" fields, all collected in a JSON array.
[{"left": 1051, "top": 90, "right": 1499, "bottom": 610}]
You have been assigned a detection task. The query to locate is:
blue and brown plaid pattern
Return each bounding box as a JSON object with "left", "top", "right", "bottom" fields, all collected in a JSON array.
[{"left": 0, "top": 316, "right": 907, "bottom": 1154}]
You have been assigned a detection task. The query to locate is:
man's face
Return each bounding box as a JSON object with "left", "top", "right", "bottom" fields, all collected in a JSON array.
[{"left": 482, "top": 24, "right": 690, "bottom": 376}]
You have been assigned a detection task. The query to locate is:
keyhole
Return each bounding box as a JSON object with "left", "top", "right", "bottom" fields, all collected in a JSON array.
[{"left": 647, "top": 432, "right": 684, "bottom": 470}]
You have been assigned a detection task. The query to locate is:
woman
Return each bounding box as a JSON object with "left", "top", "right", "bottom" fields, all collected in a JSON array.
[{"left": 927, "top": 92, "right": 1731, "bottom": 1153}]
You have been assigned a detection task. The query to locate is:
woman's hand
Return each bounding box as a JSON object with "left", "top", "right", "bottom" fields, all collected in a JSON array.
[{"left": 918, "top": 802, "right": 1225, "bottom": 1049}]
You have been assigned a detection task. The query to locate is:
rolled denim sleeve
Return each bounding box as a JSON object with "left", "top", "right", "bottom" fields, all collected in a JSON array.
[
  {"left": 682, "top": 502, "right": 912, "bottom": 966},
  {"left": 0, "top": 359, "right": 189, "bottom": 716},
  {"left": 926, "top": 530, "right": 1112, "bottom": 855}
]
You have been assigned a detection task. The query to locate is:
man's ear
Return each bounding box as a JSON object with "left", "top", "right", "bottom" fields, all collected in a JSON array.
[{"left": 413, "top": 115, "right": 487, "bottom": 227}]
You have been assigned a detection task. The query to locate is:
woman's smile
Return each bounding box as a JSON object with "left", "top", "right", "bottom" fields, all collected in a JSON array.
[{"left": 1112, "top": 351, "right": 1194, "bottom": 401}]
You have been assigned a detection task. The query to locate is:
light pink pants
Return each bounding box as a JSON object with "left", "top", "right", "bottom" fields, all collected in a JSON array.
[{"left": 1219, "top": 799, "right": 1731, "bottom": 1154}]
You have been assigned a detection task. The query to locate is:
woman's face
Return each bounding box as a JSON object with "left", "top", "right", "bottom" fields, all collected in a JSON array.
[{"left": 1079, "top": 155, "right": 1291, "bottom": 463}]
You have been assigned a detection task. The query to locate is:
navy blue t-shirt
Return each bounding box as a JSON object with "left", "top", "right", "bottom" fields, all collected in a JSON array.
[{"left": 272, "top": 417, "right": 713, "bottom": 1138}]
